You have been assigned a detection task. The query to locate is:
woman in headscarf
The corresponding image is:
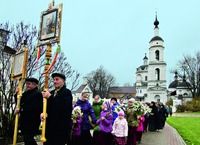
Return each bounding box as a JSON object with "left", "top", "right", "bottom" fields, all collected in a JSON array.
[
  {"left": 96, "top": 100, "right": 113, "bottom": 145},
  {"left": 148, "top": 101, "right": 159, "bottom": 131}
]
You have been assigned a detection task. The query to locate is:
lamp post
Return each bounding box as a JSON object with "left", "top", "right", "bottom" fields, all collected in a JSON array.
[{"left": 0, "top": 28, "right": 9, "bottom": 51}]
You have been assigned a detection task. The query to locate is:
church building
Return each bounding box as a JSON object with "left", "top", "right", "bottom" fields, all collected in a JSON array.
[{"left": 135, "top": 15, "right": 167, "bottom": 104}]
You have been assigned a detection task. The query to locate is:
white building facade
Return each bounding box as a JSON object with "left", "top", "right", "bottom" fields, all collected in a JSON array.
[{"left": 135, "top": 15, "right": 167, "bottom": 104}]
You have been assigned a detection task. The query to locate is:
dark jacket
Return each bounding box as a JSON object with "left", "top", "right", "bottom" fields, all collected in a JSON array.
[
  {"left": 74, "top": 99, "right": 96, "bottom": 133},
  {"left": 46, "top": 86, "right": 73, "bottom": 135},
  {"left": 18, "top": 87, "right": 43, "bottom": 135}
]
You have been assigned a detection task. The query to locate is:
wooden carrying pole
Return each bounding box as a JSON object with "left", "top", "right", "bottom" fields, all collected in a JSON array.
[
  {"left": 13, "top": 78, "right": 23, "bottom": 145},
  {"left": 12, "top": 48, "right": 28, "bottom": 145},
  {"left": 40, "top": 44, "right": 52, "bottom": 142}
]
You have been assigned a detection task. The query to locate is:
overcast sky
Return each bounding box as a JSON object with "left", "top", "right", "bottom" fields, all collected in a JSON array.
[{"left": 1, "top": 0, "right": 200, "bottom": 87}]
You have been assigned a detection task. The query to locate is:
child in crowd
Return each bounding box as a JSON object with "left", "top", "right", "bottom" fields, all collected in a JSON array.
[
  {"left": 96, "top": 101, "right": 113, "bottom": 145},
  {"left": 112, "top": 110, "right": 128, "bottom": 145},
  {"left": 71, "top": 106, "right": 83, "bottom": 145},
  {"left": 136, "top": 115, "right": 145, "bottom": 144}
]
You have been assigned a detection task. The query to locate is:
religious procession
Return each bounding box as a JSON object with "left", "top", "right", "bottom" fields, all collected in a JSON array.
[
  {"left": 0, "top": 1, "right": 170, "bottom": 145},
  {"left": 14, "top": 78, "right": 169, "bottom": 145}
]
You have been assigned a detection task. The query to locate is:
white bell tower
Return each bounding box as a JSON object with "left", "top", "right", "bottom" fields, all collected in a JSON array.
[{"left": 147, "top": 14, "right": 167, "bottom": 104}]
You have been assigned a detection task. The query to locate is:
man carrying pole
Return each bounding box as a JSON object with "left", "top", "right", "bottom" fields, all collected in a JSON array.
[
  {"left": 14, "top": 78, "right": 43, "bottom": 145},
  {"left": 41, "top": 73, "right": 73, "bottom": 145}
]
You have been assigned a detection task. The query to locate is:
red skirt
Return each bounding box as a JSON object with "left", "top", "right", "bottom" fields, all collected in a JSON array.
[{"left": 113, "top": 136, "right": 126, "bottom": 145}]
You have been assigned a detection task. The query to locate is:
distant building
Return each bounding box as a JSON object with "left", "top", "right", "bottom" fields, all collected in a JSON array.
[
  {"left": 73, "top": 77, "right": 93, "bottom": 104},
  {"left": 135, "top": 15, "right": 167, "bottom": 104},
  {"left": 109, "top": 86, "right": 136, "bottom": 104},
  {"left": 168, "top": 71, "right": 192, "bottom": 102}
]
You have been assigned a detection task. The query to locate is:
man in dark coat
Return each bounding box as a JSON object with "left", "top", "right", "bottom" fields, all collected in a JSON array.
[
  {"left": 15, "top": 77, "right": 43, "bottom": 145},
  {"left": 41, "top": 73, "right": 73, "bottom": 145}
]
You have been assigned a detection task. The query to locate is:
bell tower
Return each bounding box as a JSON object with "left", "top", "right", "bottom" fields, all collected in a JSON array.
[{"left": 147, "top": 14, "right": 167, "bottom": 103}]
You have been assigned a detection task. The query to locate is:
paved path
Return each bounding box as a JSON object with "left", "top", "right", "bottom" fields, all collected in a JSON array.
[
  {"left": 140, "top": 123, "right": 186, "bottom": 145},
  {"left": 173, "top": 112, "right": 200, "bottom": 117},
  {"left": 15, "top": 123, "right": 186, "bottom": 145},
  {"left": 16, "top": 112, "right": 199, "bottom": 145}
]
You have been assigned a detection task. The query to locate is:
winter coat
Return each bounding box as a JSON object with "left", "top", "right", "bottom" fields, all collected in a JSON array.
[
  {"left": 46, "top": 86, "right": 73, "bottom": 136},
  {"left": 111, "top": 102, "right": 120, "bottom": 124},
  {"left": 18, "top": 87, "right": 43, "bottom": 135},
  {"left": 92, "top": 100, "right": 104, "bottom": 120},
  {"left": 74, "top": 99, "right": 97, "bottom": 133},
  {"left": 73, "top": 117, "right": 82, "bottom": 136},
  {"left": 137, "top": 116, "right": 145, "bottom": 131},
  {"left": 96, "top": 109, "right": 113, "bottom": 133},
  {"left": 92, "top": 100, "right": 104, "bottom": 132},
  {"left": 125, "top": 106, "right": 138, "bottom": 127},
  {"left": 112, "top": 117, "right": 128, "bottom": 137}
]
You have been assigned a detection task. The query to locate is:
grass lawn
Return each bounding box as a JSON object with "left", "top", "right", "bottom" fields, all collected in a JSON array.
[
  {"left": 167, "top": 117, "right": 200, "bottom": 145},
  {"left": 176, "top": 112, "right": 200, "bottom": 114}
]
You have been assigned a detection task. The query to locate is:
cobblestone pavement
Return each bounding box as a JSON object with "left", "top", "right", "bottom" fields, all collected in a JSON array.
[
  {"left": 16, "top": 123, "right": 186, "bottom": 145},
  {"left": 16, "top": 112, "right": 199, "bottom": 145},
  {"left": 140, "top": 123, "right": 186, "bottom": 145}
]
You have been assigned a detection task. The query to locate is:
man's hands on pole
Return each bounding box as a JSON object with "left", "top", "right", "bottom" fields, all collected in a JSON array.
[{"left": 40, "top": 90, "right": 50, "bottom": 121}]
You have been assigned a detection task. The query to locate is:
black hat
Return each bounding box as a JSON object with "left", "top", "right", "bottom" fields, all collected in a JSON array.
[
  {"left": 52, "top": 73, "right": 66, "bottom": 81},
  {"left": 25, "top": 77, "right": 39, "bottom": 85}
]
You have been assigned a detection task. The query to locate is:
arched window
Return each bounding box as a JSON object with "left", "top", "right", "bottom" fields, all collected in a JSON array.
[
  {"left": 145, "top": 76, "right": 148, "bottom": 81},
  {"left": 155, "top": 68, "right": 160, "bottom": 80},
  {"left": 155, "top": 50, "right": 159, "bottom": 60}
]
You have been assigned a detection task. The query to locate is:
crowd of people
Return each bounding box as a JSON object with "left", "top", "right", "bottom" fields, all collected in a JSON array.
[{"left": 14, "top": 72, "right": 171, "bottom": 145}]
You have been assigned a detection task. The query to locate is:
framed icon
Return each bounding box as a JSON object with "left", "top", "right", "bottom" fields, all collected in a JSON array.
[
  {"left": 40, "top": 9, "right": 57, "bottom": 41},
  {"left": 38, "top": 3, "right": 63, "bottom": 46},
  {"left": 11, "top": 49, "right": 28, "bottom": 80}
]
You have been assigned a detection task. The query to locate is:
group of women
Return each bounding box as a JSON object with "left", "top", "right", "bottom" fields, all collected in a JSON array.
[
  {"left": 146, "top": 101, "right": 168, "bottom": 132},
  {"left": 70, "top": 93, "right": 148, "bottom": 145}
]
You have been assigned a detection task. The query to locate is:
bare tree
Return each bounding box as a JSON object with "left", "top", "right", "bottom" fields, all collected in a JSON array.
[
  {"left": 170, "top": 51, "right": 200, "bottom": 98},
  {"left": 0, "top": 21, "right": 80, "bottom": 141},
  {"left": 38, "top": 51, "right": 80, "bottom": 90},
  {"left": 87, "top": 66, "right": 116, "bottom": 98}
]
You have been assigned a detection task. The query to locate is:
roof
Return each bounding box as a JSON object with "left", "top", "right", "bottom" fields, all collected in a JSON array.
[
  {"left": 141, "top": 82, "right": 148, "bottom": 86},
  {"left": 143, "top": 55, "right": 148, "bottom": 60},
  {"left": 121, "top": 94, "right": 135, "bottom": 100},
  {"left": 137, "top": 65, "right": 148, "bottom": 70},
  {"left": 168, "top": 80, "right": 179, "bottom": 88},
  {"left": 177, "top": 81, "right": 191, "bottom": 88},
  {"left": 109, "top": 86, "right": 136, "bottom": 94},
  {"left": 3, "top": 46, "right": 16, "bottom": 55},
  {"left": 149, "top": 36, "right": 164, "bottom": 43},
  {"left": 76, "top": 84, "right": 87, "bottom": 93}
]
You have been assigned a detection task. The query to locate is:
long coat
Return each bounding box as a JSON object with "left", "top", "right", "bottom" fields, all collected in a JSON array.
[
  {"left": 74, "top": 99, "right": 96, "bottom": 133},
  {"left": 45, "top": 86, "right": 73, "bottom": 144},
  {"left": 148, "top": 106, "right": 159, "bottom": 131},
  {"left": 19, "top": 87, "right": 43, "bottom": 135}
]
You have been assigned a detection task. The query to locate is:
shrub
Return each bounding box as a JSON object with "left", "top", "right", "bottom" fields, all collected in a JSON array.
[
  {"left": 176, "top": 97, "right": 200, "bottom": 112},
  {"left": 166, "top": 98, "right": 173, "bottom": 106},
  {"left": 176, "top": 104, "right": 186, "bottom": 112}
]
